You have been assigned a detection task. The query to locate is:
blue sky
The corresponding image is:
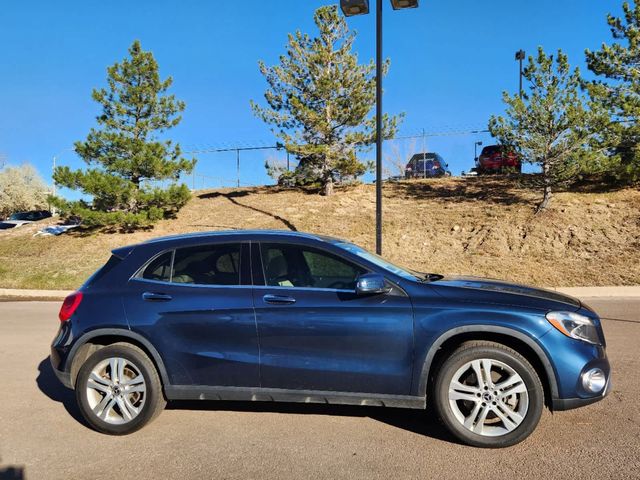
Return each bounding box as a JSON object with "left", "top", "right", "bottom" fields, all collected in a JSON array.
[{"left": 0, "top": 0, "right": 618, "bottom": 192}]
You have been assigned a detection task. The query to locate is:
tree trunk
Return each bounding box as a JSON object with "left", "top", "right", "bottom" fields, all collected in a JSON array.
[
  {"left": 536, "top": 160, "right": 552, "bottom": 213},
  {"left": 323, "top": 176, "right": 334, "bottom": 196}
]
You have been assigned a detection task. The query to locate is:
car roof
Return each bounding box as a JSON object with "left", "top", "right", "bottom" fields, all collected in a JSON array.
[
  {"left": 147, "top": 230, "right": 350, "bottom": 247},
  {"left": 111, "top": 230, "right": 350, "bottom": 258}
]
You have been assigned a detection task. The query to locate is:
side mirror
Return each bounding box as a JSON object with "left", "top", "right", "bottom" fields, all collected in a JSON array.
[{"left": 356, "top": 274, "right": 390, "bottom": 295}]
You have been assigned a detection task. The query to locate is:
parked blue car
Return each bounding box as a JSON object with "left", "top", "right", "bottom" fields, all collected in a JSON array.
[{"left": 51, "top": 230, "right": 610, "bottom": 447}]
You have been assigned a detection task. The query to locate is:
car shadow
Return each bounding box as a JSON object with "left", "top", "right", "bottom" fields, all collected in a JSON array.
[
  {"left": 35, "top": 356, "right": 458, "bottom": 444},
  {"left": 167, "top": 400, "right": 458, "bottom": 444},
  {"left": 35, "top": 358, "right": 87, "bottom": 427},
  {"left": 0, "top": 466, "right": 24, "bottom": 480}
]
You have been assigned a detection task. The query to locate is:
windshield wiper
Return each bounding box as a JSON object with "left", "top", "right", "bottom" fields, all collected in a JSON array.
[{"left": 412, "top": 271, "right": 443, "bottom": 283}]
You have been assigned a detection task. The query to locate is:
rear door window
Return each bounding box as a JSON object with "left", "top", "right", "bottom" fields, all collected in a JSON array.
[{"left": 172, "top": 244, "right": 241, "bottom": 286}]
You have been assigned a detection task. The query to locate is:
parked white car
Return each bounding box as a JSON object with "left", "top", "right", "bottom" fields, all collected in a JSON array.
[{"left": 0, "top": 210, "right": 52, "bottom": 230}]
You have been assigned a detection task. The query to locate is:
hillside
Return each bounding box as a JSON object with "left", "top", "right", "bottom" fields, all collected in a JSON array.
[{"left": 0, "top": 177, "right": 639, "bottom": 290}]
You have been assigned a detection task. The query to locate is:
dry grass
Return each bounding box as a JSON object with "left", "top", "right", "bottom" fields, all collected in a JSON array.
[{"left": 0, "top": 176, "right": 638, "bottom": 290}]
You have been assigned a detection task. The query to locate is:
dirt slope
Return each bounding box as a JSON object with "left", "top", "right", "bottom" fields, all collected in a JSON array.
[{"left": 0, "top": 177, "right": 638, "bottom": 289}]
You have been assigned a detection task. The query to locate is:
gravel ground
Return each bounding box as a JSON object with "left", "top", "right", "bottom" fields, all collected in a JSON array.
[{"left": 0, "top": 299, "right": 638, "bottom": 480}]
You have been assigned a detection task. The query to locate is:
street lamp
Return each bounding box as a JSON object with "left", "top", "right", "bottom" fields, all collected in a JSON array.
[
  {"left": 515, "top": 49, "right": 525, "bottom": 99},
  {"left": 340, "top": 0, "right": 420, "bottom": 255},
  {"left": 340, "top": 0, "right": 370, "bottom": 16},
  {"left": 474, "top": 141, "right": 483, "bottom": 162}
]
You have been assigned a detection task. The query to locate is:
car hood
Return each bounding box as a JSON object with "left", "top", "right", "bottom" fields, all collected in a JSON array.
[{"left": 428, "top": 275, "right": 581, "bottom": 311}]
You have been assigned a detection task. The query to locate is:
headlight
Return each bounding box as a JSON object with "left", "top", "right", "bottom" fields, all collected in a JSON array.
[{"left": 546, "top": 311, "right": 601, "bottom": 345}]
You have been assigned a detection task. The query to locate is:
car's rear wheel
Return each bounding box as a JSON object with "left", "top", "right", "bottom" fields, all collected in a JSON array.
[
  {"left": 434, "top": 341, "right": 543, "bottom": 448},
  {"left": 75, "top": 343, "right": 166, "bottom": 435}
]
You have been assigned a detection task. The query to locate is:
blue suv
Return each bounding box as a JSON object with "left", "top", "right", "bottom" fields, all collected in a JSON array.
[{"left": 51, "top": 230, "right": 610, "bottom": 447}]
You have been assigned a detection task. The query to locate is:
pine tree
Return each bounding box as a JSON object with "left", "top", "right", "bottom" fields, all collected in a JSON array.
[
  {"left": 52, "top": 40, "right": 196, "bottom": 229},
  {"left": 251, "top": 5, "right": 402, "bottom": 196},
  {"left": 586, "top": 0, "right": 640, "bottom": 181},
  {"left": 489, "top": 48, "right": 609, "bottom": 211}
]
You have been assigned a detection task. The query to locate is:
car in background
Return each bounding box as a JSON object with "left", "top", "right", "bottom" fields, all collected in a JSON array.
[
  {"left": 405, "top": 153, "right": 451, "bottom": 179},
  {"left": 476, "top": 145, "right": 521, "bottom": 174},
  {"left": 51, "top": 230, "right": 610, "bottom": 447},
  {"left": 0, "top": 210, "right": 52, "bottom": 230}
]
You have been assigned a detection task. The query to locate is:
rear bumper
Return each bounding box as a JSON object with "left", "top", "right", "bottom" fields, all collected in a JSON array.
[{"left": 50, "top": 355, "right": 73, "bottom": 389}]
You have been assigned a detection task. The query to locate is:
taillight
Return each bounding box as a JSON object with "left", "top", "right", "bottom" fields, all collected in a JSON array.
[{"left": 59, "top": 291, "right": 83, "bottom": 322}]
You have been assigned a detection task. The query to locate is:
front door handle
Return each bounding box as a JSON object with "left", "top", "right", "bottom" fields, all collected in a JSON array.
[
  {"left": 142, "top": 292, "right": 173, "bottom": 302},
  {"left": 263, "top": 294, "right": 296, "bottom": 305}
]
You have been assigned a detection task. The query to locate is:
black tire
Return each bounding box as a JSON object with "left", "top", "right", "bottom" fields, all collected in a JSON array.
[
  {"left": 434, "top": 341, "right": 544, "bottom": 448},
  {"left": 75, "top": 342, "right": 166, "bottom": 435}
]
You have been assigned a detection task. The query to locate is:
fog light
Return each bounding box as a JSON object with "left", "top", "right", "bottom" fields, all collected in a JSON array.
[{"left": 582, "top": 368, "right": 606, "bottom": 393}]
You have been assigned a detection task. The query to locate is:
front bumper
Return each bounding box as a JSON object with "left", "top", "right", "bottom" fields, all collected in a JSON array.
[{"left": 552, "top": 373, "right": 612, "bottom": 410}]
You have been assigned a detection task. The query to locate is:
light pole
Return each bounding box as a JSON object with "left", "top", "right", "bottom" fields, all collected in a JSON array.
[
  {"left": 474, "top": 141, "right": 483, "bottom": 162},
  {"left": 340, "top": 0, "right": 419, "bottom": 255},
  {"left": 52, "top": 148, "right": 74, "bottom": 198},
  {"left": 515, "top": 49, "right": 525, "bottom": 99}
]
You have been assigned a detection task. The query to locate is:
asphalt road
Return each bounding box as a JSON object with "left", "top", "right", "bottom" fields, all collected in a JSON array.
[{"left": 0, "top": 299, "right": 639, "bottom": 480}]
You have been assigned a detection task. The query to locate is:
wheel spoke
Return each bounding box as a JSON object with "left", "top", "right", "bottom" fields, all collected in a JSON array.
[
  {"left": 93, "top": 393, "right": 115, "bottom": 419},
  {"left": 88, "top": 376, "right": 111, "bottom": 394},
  {"left": 463, "top": 402, "right": 483, "bottom": 430},
  {"left": 471, "top": 404, "right": 491, "bottom": 434},
  {"left": 116, "top": 397, "right": 134, "bottom": 421},
  {"left": 99, "top": 398, "right": 117, "bottom": 420},
  {"left": 109, "top": 358, "right": 119, "bottom": 383},
  {"left": 501, "top": 382, "right": 527, "bottom": 398},
  {"left": 123, "top": 395, "right": 140, "bottom": 416},
  {"left": 496, "top": 373, "right": 527, "bottom": 397},
  {"left": 449, "top": 380, "right": 481, "bottom": 403},
  {"left": 121, "top": 374, "right": 144, "bottom": 387},
  {"left": 481, "top": 359, "right": 494, "bottom": 387},
  {"left": 470, "top": 360, "right": 484, "bottom": 386},
  {"left": 117, "top": 358, "right": 126, "bottom": 384},
  {"left": 492, "top": 404, "right": 521, "bottom": 431},
  {"left": 125, "top": 385, "right": 145, "bottom": 394}
]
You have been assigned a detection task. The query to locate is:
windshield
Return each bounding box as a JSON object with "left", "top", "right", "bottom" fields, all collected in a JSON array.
[
  {"left": 334, "top": 242, "right": 423, "bottom": 281},
  {"left": 9, "top": 212, "right": 30, "bottom": 221}
]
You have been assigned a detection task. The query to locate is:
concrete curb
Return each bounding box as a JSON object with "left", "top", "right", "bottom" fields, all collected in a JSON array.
[
  {"left": 1, "top": 286, "right": 640, "bottom": 301},
  {"left": 0, "top": 289, "right": 73, "bottom": 300},
  {"left": 552, "top": 286, "right": 640, "bottom": 298}
]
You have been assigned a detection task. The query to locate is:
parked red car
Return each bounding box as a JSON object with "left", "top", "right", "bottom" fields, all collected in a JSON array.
[{"left": 476, "top": 145, "right": 522, "bottom": 174}]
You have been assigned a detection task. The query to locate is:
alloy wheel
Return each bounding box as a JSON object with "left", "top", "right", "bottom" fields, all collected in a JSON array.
[
  {"left": 85, "top": 357, "right": 147, "bottom": 425},
  {"left": 448, "top": 358, "right": 529, "bottom": 437}
]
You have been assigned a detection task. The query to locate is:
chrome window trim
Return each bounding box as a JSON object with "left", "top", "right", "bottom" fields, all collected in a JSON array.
[
  {"left": 252, "top": 284, "right": 355, "bottom": 294},
  {"left": 130, "top": 277, "right": 254, "bottom": 290}
]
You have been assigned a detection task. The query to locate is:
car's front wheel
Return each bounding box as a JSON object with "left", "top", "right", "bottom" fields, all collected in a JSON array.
[
  {"left": 75, "top": 342, "right": 166, "bottom": 435},
  {"left": 434, "top": 341, "right": 544, "bottom": 448}
]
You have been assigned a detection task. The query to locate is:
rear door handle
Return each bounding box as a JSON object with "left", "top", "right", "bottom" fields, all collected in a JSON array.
[
  {"left": 142, "top": 292, "right": 173, "bottom": 302},
  {"left": 263, "top": 294, "right": 296, "bottom": 305}
]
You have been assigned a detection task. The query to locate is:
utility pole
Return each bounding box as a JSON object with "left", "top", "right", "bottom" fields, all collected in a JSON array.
[
  {"left": 236, "top": 149, "right": 240, "bottom": 188},
  {"left": 422, "top": 128, "right": 426, "bottom": 179}
]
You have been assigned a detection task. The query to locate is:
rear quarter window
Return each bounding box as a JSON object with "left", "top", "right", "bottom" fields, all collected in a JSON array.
[{"left": 141, "top": 251, "right": 173, "bottom": 282}]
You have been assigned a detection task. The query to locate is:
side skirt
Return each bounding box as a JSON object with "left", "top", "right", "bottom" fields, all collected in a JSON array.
[{"left": 165, "top": 385, "right": 426, "bottom": 410}]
